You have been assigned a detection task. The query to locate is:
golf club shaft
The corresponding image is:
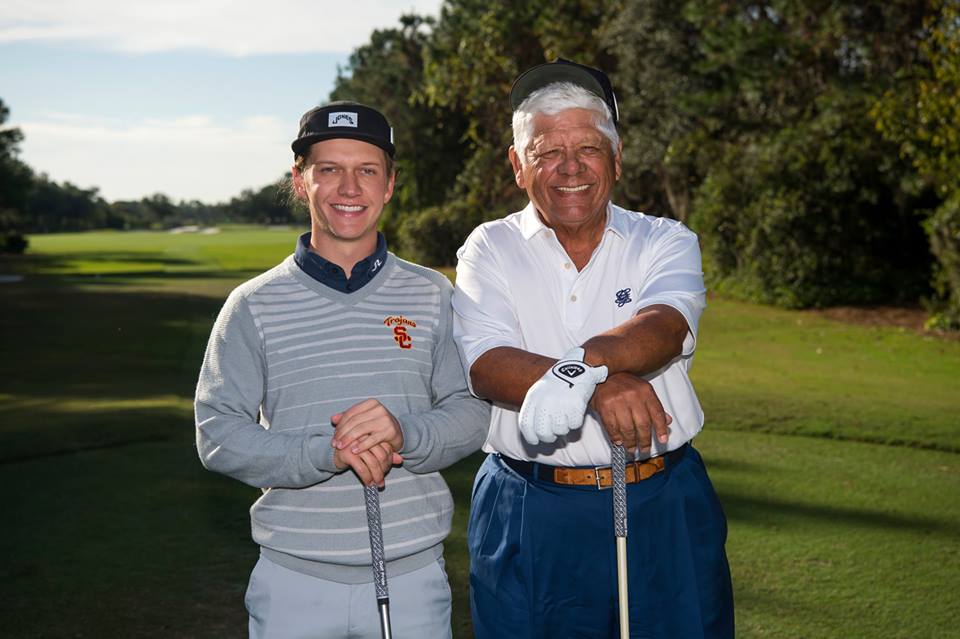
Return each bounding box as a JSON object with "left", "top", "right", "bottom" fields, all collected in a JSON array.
[
  {"left": 364, "top": 484, "right": 393, "bottom": 639},
  {"left": 617, "top": 537, "right": 629, "bottom": 639},
  {"left": 611, "top": 444, "right": 629, "bottom": 639},
  {"left": 377, "top": 601, "right": 392, "bottom": 639}
]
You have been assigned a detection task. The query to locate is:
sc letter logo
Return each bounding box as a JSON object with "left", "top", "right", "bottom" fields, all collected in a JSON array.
[{"left": 393, "top": 326, "right": 413, "bottom": 349}]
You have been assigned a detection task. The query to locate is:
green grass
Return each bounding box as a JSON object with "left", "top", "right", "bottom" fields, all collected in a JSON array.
[
  {"left": 1, "top": 227, "right": 958, "bottom": 638},
  {"left": 23, "top": 225, "right": 300, "bottom": 276},
  {"left": 695, "top": 297, "right": 960, "bottom": 451},
  {"left": 706, "top": 430, "right": 960, "bottom": 637}
]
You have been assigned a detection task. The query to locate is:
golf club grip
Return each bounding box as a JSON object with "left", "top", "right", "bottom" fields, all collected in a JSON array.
[
  {"left": 612, "top": 445, "right": 630, "bottom": 639},
  {"left": 611, "top": 444, "right": 628, "bottom": 538},
  {"left": 364, "top": 485, "right": 390, "bottom": 600}
]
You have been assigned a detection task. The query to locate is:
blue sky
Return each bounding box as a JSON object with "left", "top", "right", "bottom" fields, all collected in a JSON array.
[{"left": 0, "top": 0, "right": 443, "bottom": 203}]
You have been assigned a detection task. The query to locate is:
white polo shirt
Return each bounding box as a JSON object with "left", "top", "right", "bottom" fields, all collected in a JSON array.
[{"left": 452, "top": 202, "right": 707, "bottom": 466}]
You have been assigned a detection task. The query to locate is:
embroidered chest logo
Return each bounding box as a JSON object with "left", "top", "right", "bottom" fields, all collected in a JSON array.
[
  {"left": 383, "top": 315, "right": 417, "bottom": 349},
  {"left": 615, "top": 288, "right": 632, "bottom": 307}
]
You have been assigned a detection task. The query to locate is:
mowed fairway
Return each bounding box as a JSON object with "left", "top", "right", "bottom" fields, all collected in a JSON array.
[{"left": 1, "top": 227, "right": 958, "bottom": 638}]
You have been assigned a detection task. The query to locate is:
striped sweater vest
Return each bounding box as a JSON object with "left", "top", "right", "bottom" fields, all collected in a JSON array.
[{"left": 195, "top": 253, "right": 489, "bottom": 583}]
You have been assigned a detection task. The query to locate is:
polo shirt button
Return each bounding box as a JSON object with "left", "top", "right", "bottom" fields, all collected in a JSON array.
[
  {"left": 564, "top": 262, "right": 572, "bottom": 269},
  {"left": 571, "top": 294, "right": 578, "bottom": 302}
]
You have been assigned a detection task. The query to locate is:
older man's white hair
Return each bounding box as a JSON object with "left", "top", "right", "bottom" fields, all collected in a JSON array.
[{"left": 512, "top": 82, "right": 620, "bottom": 165}]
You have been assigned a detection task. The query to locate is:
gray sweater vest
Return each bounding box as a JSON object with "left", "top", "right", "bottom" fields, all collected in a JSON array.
[{"left": 195, "top": 254, "right": 490, "bottom": 583}]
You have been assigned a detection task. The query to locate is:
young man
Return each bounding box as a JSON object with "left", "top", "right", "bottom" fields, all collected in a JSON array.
[
  {"left": 452, "top": 60, "right": 735, "bottom": 638},
  {"left": 195, "top": 101, "right": 489, "bottom": 638}
]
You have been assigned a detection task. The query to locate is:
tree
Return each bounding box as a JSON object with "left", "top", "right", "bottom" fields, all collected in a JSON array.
[
  {"left": 601, "top": 0, "right": 705, "bottom": 221},
  {"left": 0, "top": 98, "right": 32, "bottom": 251},
  {"left": 23, "top": 175, "right": 111, "bottom": 232},
  {"left": 605, "top": 0, "right": 936, "bottom": 308},
  {"left": 873, "top": 0, "right": 960, "bottom": 328},
  {"left": 223, "top": 177, "right": 298, "bottom": 226}
]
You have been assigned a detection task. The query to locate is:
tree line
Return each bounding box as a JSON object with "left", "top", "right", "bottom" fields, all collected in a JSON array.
[
  {"left": 0, "top": 105, "right": 301, "bottom": 244},
  {"left": 1, "top": 0, "right": 957, "bottom": 328}
]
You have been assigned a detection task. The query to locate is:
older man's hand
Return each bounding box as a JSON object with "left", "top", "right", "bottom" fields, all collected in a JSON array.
[
  {"left": 589, "top": 372, "right": 672, "bottom": 453},
  {"left": 518, "top": 347, "right": 608, "bottom": 444}
]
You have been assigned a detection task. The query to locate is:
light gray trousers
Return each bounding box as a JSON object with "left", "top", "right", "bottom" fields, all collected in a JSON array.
[{"left": 245, "top": 553, "right": 453, "bottom": 639}]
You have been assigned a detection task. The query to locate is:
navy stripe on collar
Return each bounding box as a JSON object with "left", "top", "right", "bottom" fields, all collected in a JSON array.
[{"left": 294, "top": 232, "right": 388, "bottom": 293}]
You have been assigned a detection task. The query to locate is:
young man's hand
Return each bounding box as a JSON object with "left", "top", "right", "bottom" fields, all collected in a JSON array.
[
  {"left": 332, "top": 399, "right": 404, "bottom": 452},
  {"left": 333, "top": 442, "right": 402, "bottom": 487},
  {"left": 331, "top": 399, "right": 404, "bottom": 486}
]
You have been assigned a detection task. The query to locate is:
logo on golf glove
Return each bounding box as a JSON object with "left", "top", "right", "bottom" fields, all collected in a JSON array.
[
  {"left": 554, "top": 363, "right": 586, "bottom": 383},
  {"left": 518, "top": 347, "right": 608, "bottom": 445}
]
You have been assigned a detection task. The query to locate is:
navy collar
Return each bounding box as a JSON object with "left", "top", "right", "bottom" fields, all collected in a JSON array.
[{"left": 294, "top": 232, "right": 388, "bottom": 293}]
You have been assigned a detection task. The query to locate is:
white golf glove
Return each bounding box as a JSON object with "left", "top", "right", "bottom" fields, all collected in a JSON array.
[{"left": 518, "top": 347, "right": 608, "bottom": 445}]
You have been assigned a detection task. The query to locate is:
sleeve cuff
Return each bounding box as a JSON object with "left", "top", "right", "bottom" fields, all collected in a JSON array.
[
  {"left": 395, "top": 413, "right": 424, "bottom": 456},
  {"left": 309, "top": 435, "right": 341, "bottom": 473},
  {"left": 635, "top": 297, "right": 701, "bottom": 357},
  {"left": 460, "top": 335, "right": 518, "bottom": 372}
]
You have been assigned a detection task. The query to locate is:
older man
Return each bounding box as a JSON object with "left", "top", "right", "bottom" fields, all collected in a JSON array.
[
  {"left": 452, "top": 60, "right": 735, "bottom": 638},
  {"left": 196, "top": 101, "right": 489, "bottom": 638}
]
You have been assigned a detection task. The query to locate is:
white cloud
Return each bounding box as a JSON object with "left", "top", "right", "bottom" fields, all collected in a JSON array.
[
  {"left": 0, "top": 0, "right": 443, "bottom": 55},
  {"left": 19, "top": 114, "right": 294, "bottom": 202}
]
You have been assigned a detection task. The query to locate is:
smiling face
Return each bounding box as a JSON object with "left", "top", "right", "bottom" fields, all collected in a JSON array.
[
  {"left": 292, "top": 137, "right": 395, "bottom": 260},
  {"left": 509, "top": 107, "right": 621, "bottom": 237}
]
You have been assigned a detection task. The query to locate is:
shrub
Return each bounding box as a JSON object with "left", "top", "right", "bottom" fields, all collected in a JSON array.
[
  {"left": 2, "top": 232, "right": 28, "bottom": 254},
  {"left": 692, "top": 105, "right": 932, "bottom": 309}
]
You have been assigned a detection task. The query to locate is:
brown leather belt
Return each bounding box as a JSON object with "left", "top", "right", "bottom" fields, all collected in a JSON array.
[{"left": 499, "top": 444, "right": 687, "bottom": 489}]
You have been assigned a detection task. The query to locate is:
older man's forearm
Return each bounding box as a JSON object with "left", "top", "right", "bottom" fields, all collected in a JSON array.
[
  {"left": 469, "top": 346, "right": 555, "bottom": 407},
  {"left": 581, "top": 304, "right": 688, "bottom": 377}
]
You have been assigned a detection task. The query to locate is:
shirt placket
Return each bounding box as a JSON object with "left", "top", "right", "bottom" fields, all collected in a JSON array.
[
  {"left": 546, "top": 236, "right": 589, "bottom": 330},
  {"left": 559, "top": 231, "right": 613, "bottom": 330}
]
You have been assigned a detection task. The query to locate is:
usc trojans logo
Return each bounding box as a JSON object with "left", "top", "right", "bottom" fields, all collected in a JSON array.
[
  {"left": 393, "top": 326, "right": 412, "bottom": 349},
  {"left": 383, "top": 315, "right": 417, "bottom": 349}
]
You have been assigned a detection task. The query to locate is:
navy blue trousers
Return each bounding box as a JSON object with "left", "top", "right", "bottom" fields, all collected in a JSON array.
[{"left": 468, "top": 446, "right": 734, "bottom": 639}]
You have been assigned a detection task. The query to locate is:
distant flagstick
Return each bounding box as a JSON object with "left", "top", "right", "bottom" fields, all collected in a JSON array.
[
  {"left": 364, "top": 485, "right": 393, "bottom": 639},
  {"left": 611, "top": 444, "right": 630, "bottom": 639}
]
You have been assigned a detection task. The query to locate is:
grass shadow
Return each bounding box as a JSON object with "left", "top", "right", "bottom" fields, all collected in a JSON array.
[
  {"left": 2, "top": 250, "right": 202, "bottom": 273},
  {"left": 0, "top": 282, "right": 224, "bottom": 400},
  {"left": 0, "top": 432, "right": 257, "bottom": 638},
  {"left": 0, "top": 405, "right": 192, "bottom": 464},
  {"left": 720, "top": 491, "right": 960, "bottom": 536}
]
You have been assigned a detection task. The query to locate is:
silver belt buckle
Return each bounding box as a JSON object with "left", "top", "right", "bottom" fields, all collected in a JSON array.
[{"left": 594, "top": 465, "right": 612, "bottom": 490}]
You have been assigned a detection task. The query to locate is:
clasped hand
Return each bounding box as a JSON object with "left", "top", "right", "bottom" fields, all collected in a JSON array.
[{"left": 330, "top": 399, "right": 404, "bottom": 487}]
